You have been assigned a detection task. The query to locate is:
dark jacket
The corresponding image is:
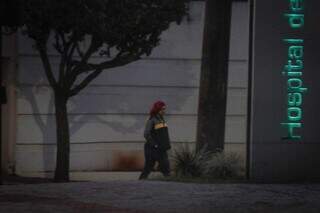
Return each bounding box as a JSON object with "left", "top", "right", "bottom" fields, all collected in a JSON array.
[{"left": 144, "top": 115, "right": 171, "bottom": 151}]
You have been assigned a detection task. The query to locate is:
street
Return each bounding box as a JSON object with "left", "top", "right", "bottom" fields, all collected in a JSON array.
[{"left": 1, "top": 180, "right": 320, "bottom": 213}]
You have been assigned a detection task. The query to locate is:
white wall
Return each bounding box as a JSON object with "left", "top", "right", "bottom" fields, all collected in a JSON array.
[{"left": 15, "top": 2, "right": 249, "bottom": 173}]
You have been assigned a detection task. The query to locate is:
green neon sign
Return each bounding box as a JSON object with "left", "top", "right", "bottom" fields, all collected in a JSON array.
[{"left": 281, "top": 0, "right": 307, "bottom": 140}]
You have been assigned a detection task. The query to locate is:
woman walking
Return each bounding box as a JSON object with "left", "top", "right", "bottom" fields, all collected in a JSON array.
[{"left": 139, "top": 100, "right": 171, "bottom": 180}]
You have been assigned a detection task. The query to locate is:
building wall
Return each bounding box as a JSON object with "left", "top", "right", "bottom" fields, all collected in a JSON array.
[{"left": 14, "top": 2, "right": 249, "bottom": 173}]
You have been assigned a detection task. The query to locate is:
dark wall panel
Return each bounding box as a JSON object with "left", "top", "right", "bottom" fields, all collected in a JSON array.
[{"left": 250, "top": 0, "right": 320, "bottom": 182}]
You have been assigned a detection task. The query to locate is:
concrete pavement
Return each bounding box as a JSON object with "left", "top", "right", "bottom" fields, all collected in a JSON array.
[{"left": 1, "top": 180, "right": 320, "bottom": 213}]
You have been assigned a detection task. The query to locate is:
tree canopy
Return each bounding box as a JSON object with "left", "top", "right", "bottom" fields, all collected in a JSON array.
[{"left": 22, "top": 0, "right": 189, "bottom": 96}]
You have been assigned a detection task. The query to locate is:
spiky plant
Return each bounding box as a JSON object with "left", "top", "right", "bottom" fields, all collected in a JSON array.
[
  {"left": 172, "top": 144, "right": 211, "bottom": 178},
  {"left": 205, "top": 151, "right": 243, "bottom": 179}
]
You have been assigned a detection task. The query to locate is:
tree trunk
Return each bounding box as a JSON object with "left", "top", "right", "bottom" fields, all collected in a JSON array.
[
  {"left": 196, "top": 0, "right": 232, "bottom": 152},
  {"left": 54, "top": 92, "right": 70, "bottom": 182}
]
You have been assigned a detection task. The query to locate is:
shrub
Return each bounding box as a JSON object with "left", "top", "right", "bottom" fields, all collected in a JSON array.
[
  {"left": 205, "top": 151, "right": 244, "bottom": 179},
  {"left": 172, "top": 144, "right": 211, "bottom": 178},
  {"left": 171, "top": 145, "right": 244, "bottom": 180}
]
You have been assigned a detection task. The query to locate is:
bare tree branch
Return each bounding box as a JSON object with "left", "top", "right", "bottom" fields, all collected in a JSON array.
[
  {"left": 75, "top": 42, "right": 84, "bottom": 58},
  {"left": 66, "top": 36, "right": 102, "bottom": 89},
  {"left": 95, "top": 53, "right": 141, "bottom": 70},
  {"left": 57, "top": 31, "right": 79, "bottom": 88},
  {"left": 73, "top": 50, "right": 142, "bottom": 75},
  {"left": 81, "top": 37, "right": 101, "bottom": 62},
  {"left": 54, "top": 32, "right": 63, "bottom": 54},
  {"left": 56, "top": 31, "right": 70, "bottom": 85},
  {"left": 70, "top": 37, "right": 100, "bottom": 74},
  {"left": 38, "top": 43, "right": 58, "bottom": 89},
  {"left": 59, "top": 32, "right": 67, "bottom": 47},
  {"left": 68, "top": 69, "right": 102, "bottom": 97},
  {"left": 67, "top": 51, "right": 143, "bottom": 97},
  {"left": 65, "top": 41, "right": 77, "bottom": 73}
]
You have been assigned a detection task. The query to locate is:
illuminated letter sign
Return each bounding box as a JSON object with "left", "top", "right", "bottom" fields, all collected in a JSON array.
[
  {"left": 249, "top": 0, "right": 320, "bottom": 181},
  {"left": 281, "top": 1, "right": 307, "bottom": 140}
]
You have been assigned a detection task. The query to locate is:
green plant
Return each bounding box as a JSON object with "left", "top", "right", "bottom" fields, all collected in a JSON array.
[
  {"left": 171, "top": 144, "right": 244, "bottom": 180},
  {"left": 205, "top": 151, "right": 243, "bottom": 179},
  {"left": 172, "top": 144, "right": 211, "bottom": 178}
]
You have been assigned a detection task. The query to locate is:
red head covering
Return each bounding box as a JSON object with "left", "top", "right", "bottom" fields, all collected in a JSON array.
[{"left": 149, "top": 100, "right": 166, "bottom": 116}]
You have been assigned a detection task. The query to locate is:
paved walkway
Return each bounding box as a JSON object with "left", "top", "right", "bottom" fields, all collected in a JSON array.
[{"left": 1, "top": 180, "right": 320, "bottom": 213}]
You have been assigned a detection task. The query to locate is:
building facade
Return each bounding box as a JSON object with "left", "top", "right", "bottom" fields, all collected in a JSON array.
[{"left": 1, "top": 1, "right": 249, "bottom": 176}]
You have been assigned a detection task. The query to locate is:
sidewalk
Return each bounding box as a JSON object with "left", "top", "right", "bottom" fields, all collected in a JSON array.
[
  {"left": 1, "top": 179, "right": 320, "bottom": 213},
  {"left": 12, "top": 171, "right": 150, "bottom": 182}
]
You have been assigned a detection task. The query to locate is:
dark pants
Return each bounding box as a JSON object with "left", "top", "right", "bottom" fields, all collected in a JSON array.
[{"left": 139, "top": 143, "right": 170, "bottom": 179}]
